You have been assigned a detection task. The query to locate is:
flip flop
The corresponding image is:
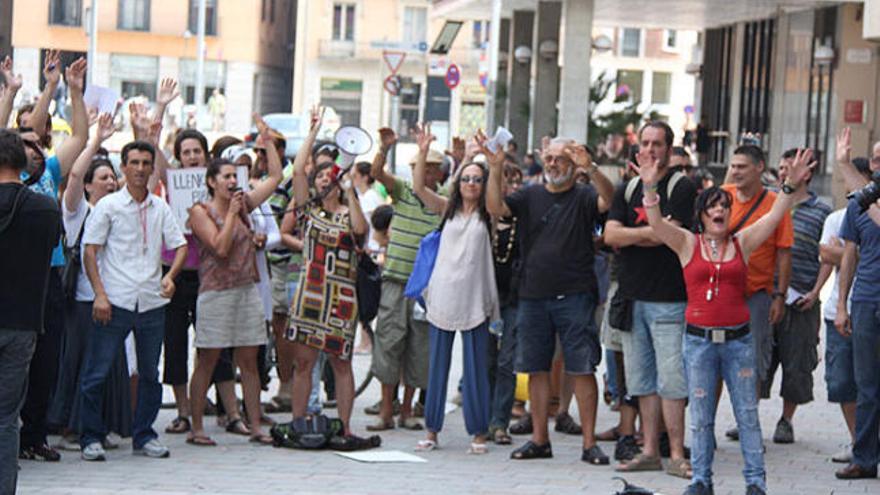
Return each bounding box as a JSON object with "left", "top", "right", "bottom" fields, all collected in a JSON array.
[
  {"left": 666, "top": 458, "right": 693, "bottom": 479},
  {"left": 186, "top": 435, "right": 216, "bottom": 446},
  {"left": 415, "top": 439, "right": 437, "bottom": 452},
  {"left": 366, "top": 418, "right": 395, "bottom": 432},
  {"left": 615, "top": 453, "right": 663, "bottom": 472},
  {"left": 165, "top": 416, "right": 191, "bottom": 434},
  {"left": 467, "top": 442, "right": 489, "bottom": 455},
  {"left": 225, "top": 418, "right": 251, "bottom": 436},
  {"left": 249, "top": 434, "right": 274, "bottom": 445}
]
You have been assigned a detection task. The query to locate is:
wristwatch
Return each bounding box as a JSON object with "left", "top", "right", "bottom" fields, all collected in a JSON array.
[
  {"left": 771, "top": 291, "right": 785, "bottom": 299},
  {"left": 781, "top": 182, "right": 795, "bottom": 194}
]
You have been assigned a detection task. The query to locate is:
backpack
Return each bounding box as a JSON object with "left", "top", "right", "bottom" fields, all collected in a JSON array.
[{"left": 623, "top": 171, "right": 686, "bottom": 205}]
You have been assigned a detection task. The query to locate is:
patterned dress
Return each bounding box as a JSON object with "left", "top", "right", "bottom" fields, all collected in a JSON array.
[{"left": 287, "top": 205, "right": 359, "bottom": 360}]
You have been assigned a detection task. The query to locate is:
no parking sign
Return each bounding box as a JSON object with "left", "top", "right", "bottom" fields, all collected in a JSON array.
[{"left": 445, "top": 63, "right": 461, "bottom": 90}]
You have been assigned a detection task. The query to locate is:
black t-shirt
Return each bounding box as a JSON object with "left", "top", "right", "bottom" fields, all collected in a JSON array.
[
  {"left": 0, "top": 183, "right": 61, "bottom": 333},
  {"left": 505, "top": 183, "right": 599, "bottom": 300},
  {"left": 607, "top": 172, "right": 696, "bottom": 302},
  {"left": 493, "top": 216, "right": 519, "bottom": 305}
]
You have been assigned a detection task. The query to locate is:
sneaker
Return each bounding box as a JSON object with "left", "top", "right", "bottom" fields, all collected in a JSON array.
[
  {"left": 725, "top": 426, "right": 739, "bottom": 441},
  {"left": 831, "top": 444, "right": 853, "bottom": 463},
  {"left": 772, "top": 418, "right": 794, "bottom": 444},
  {"left": 363, "top": 398, "right": 400, "bottom": 416},
  {"left": 614, "top": 435, "right": 641, "bottom": 462},
  {"left": 133, "top": 439, "right": 170, "bottom": 458},
  {"left": 103, "top": 433, "right": 121, "bottom": 450},
  {"left": 451, "top": 392, "right": 463, "bottom": 407},
  {"left": 56, "top": 434, "right": 81, "bottom": 452},
  {"left": 745, "top": 485, "right": 766, "bottom": 495},
  {"left": 683, "top": 481, "right": 714, "bottom": 495},
  {"left": 19, "top": 444, "right": 61, "bottom": 462},
  {"left": 554, "top": 412, "right": 582, "bottom": 435},
  {"left": 81, "top": 442, "right": 106, "bottom": 462}
]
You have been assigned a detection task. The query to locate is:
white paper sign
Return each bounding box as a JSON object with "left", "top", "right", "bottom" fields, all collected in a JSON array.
[
  {"left": 334, "top": 450, "right": 427, "bottom": 463},
  {"left": 166, "top": 166, "right": 250, "bottom": 233},
  {"left": 83, "top": 85, "right": 120, "bottom": 115}
]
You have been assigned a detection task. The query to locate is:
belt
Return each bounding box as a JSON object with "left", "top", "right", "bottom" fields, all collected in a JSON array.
[{"left": 686, "top": 324, "right": 749, "bottom": 343}]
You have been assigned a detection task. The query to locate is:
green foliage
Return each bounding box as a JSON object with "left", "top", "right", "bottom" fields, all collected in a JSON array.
[{"left": 588, "top": 70, "right": 660, "bottom": 148}]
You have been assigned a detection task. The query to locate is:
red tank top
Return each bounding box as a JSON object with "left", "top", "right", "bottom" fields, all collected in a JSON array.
[{"left": 683, "top": 235, "right": 750, "bottom": 327}]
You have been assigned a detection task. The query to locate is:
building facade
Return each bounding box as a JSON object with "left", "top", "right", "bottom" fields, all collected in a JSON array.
[{"left": 10, "top": 0, "right": 295, "bottom": 134}]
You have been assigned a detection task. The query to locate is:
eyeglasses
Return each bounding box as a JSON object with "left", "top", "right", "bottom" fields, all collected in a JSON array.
[
  {"left": 255, "top": 148, "right": 267, "bottom": 155},
  {"left": 460, "top": 176, "right": 484, "bottom": 185}
]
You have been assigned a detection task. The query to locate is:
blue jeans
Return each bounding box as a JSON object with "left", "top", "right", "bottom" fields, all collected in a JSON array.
[
  {"left": 0, "top": 330, "right": 36, "bottom": 495},
  {"left": 80, "top": 305, "right": 165, "bottom": 449},
  {"left": 684, "top": 331, "right": 765, "bottom": 491},
  {"left": 850, "top": 301, "right": 880, "bottom": 468},
  {"left": 489, "top": 305, "right": 518, "bottom": 430},
  {"left": 824, "top": 318, "right": 857, "bottom": 404},
  {"left": 425, "top": 322, "right": 490, "bottom": 436},
  {"left": 621, "top": 301, "right": 687, "bottom": 399}
]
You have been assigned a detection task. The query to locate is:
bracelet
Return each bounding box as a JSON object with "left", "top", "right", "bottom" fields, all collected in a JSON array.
[
  {"left": 771, "top": 291, "right": 785, "bottom": 299},
  {"left": 642, "top": 194, "right": 660, "bottom": 208}
]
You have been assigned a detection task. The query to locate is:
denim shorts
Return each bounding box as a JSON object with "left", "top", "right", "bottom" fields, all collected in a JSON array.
[
  {"left": 621, "top": 300, "right": 687, "bottom": 399},
  {"left": 515, "top": 292, "right": 601, "bottom": 375},
  {"left": 824, "top": 318, "right": 857, "bottom": 403}
]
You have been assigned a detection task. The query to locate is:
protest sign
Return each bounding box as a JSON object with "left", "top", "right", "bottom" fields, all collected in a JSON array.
[{"left": 166, "top": 166, "right": 249, "bottom": 232}]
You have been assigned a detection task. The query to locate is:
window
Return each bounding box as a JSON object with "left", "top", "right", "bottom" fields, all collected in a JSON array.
[
  {"left": 188, "top": 0, "right": 217, "bottom": 36},
  {"left": 616, "top": 69, "right": 643, "bottom": 103},
  {"left": 321, "top": 78, "right": 362, "bottom": 127},
  {"left": 620, "top": 28, "right": 641, "bottom": 57},
  {"left": 179, "top": 59, "right": 226, "bottom": 103},
  {"left": 403, "top": 6, "right": 427, "bottom": 45},
  {"left": 651, "top": 72, "right": 672, "bottom": 104},
  {"left": 663, "top": 29, "right": 678, "bottom": 51},
  {"left": 110, "top": 54, "right": 158, "bottom": 101},
  {"left": 472, "top": 20, "right": 490, "bottom": 48},
  {"left": 49, "top": 0, "right": 82, "bottom": 26},
  {"left": 398, "top": 77, "right": 421, "bottom": 138},
  {"left": 332, "top": 3, "right": 355, "bottom": 41},
  {"left": 117, "top": 0, "right": 150, "bottom": 31}
]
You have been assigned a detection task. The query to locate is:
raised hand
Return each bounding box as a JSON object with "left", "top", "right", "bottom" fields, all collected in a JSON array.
[
  {"left": 253, "top": 112, "right": 272, "bottom": 145},
  {"left": 413, "top": 123, "right": 435, "bottom": 154},
  {"left": 95, "top": 112, "right": 116, "bottom": 142},
  {"left": 445, "top": 136, "right": 465, "bottom": 164},
  {"left": 378, "top": 127, "right": 397, "bottom": 151},
  {"left": 565, "top": 144, "right": 591, "bottom": 169},
  {"left": 43, "top": 49, "right": 62, "bottom": 86},
  {"left": 475, "top": 129, "right": 505, "bottom": 168},
  {"left": 129, "top": 102, "right": 153, "bottom": 142},
  {"left": 635, "top": 148, "right": 663, "bottom": 186},
  {"left": 308, "top": 104, "right": 325, "bottom": 135},
  {"left": 156, "top": 78, "right": 179, "bottom": 106},
  {"left": 836, "top": 127, "right": 851, "bottom": 165},
  {"left": 64, "top": 57, "right": 87, "bottom": 94},
  {"left": 786, "top": 148, "right": 816, "bottom": 187},
  {"left": 0, "top": 56, "right": 23, "bottom": 92}
]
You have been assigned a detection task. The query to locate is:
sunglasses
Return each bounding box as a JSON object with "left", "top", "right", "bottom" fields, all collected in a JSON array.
[{"left": 460, "top": 175, "right": 484, "bottom": 185}]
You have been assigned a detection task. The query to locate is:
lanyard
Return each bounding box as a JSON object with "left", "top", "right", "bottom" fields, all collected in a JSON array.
[{"left": 137, "top": 199, "right": 149, "bottom": 254}]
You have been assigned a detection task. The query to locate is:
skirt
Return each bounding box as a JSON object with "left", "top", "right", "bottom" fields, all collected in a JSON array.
[{"left": 195, "top": 284, "right": 267, "bottom": 348}]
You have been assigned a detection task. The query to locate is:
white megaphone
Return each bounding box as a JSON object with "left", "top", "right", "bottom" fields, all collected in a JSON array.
[{"left": 334, "top": 126, "right": 373, "bottom": 170}]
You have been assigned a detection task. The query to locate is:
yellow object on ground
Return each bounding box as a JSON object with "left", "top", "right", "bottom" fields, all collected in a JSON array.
[{"left": 515, "top": 373, "right": 529, "bottom": 402}]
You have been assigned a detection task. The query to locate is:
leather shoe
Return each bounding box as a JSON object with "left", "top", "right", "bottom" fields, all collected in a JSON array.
[{"left": 835, "top": 464, "right": 877, "bottom": 479}]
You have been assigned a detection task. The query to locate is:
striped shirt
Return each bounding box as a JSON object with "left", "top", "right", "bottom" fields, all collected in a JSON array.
[
  {"left": 384, "top": 177, "right": 442, "bottom": 283},
  {"left": 789, "top": 191, "right": 832, "bottom": 294}
]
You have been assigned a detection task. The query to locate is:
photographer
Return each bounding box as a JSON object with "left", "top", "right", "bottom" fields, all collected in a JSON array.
[{"left": 0, "top": 129, "right": 61, "bottom": 493}]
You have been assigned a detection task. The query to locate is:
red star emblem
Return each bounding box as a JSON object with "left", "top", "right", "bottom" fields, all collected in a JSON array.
[{"left": 634, "top": 206, "right": 648, "bottom": 225}]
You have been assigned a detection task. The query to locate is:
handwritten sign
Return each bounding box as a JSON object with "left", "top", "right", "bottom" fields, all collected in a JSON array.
[
  {"left": 166, "top": 166, "right": 249, "bottom": 232},
  {"left": 83, "top": 85, "right": 120, "bottom": 115}
]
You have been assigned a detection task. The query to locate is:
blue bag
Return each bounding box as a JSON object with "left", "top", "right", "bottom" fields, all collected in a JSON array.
[{"left": 403, "top": 229, "right": 442, "bottom": 306}]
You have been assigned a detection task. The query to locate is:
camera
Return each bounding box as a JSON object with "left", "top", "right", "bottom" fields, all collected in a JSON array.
[{"left": 847, "top": 171, "right": 880, "bottom": 212}]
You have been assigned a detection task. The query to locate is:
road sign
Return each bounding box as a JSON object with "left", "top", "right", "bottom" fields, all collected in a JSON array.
[
  {"left": 444, "top": 63, "right": 461, "bottom": 90},
  {"left": 383, "top": 51, "right": 406, "bottom": 75},
  {"left": 384, "top": 75, "right": 401, "bottom": 96},
  {"left": 370, "top": 40, "right": 427, "bottom": 53}
]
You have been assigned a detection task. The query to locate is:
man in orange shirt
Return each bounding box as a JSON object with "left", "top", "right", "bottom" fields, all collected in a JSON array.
[{"left": 721, "top": 145, "right": 793, "bottom": 441}]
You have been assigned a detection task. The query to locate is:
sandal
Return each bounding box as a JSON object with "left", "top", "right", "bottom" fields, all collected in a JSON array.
[
  {"left": 666, "top": 458, "right": 693, "bottom": 479},
  {"left": 185, "top": 435, "right": 216, "bottom": 446},
  {"left": 509, "top": 413, "right": 533, "bottom": 435},
  {"left": 510, "top": 440, "right": 552, "bottom": 460},
  {"left": 249, "top": 434, "right": 274, "bottom": 445},
  {"left": 596, "top": 426, "right": 621, "bottom": 442},
  {"left": 468, "top": 442, "right": 489, "bottom": 455},
  {"left": 554, "top": 412, "right": 583, "bottom": 435},
  {"left": 225, "top": 418, "right": 251, "bottom": 436},
  {"left": 366, "top": 418, "right": 395, "bottom": 431},
  {"left": 165, "top": 416, "right": 191, "bottom": 434},
  {"left": 265, "top": 396, "right": 291, "bottom": 413},
  {"left": 415, "top": 439, "right": 437, "bottom": 452},
  {"left": 615, "top": 453, "right": 663, "bottom": 472},
  {"left": 260, "top": 414, "right": 277, "bottom": 426},
  {"left": 582, "top": 445, "right": 610, "bottom": 465},
  {"left": 398, "top": 417, "right": 424, "bottom": 431},
  {"left": 492, "top": 428, "right": 512, "bottom": 445}
]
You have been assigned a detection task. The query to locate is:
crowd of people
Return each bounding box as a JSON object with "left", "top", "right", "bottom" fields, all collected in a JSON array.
[{"left": 2, "top": 53, "right": 880, "bottom": 495}]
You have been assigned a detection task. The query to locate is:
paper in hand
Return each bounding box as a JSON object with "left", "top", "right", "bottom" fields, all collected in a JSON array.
[
  {"left": 84, "top": 85, "right": 120, "bottom": 115},
  {"left": 486, "top": 126, "right": 513, "bottom": 154}
]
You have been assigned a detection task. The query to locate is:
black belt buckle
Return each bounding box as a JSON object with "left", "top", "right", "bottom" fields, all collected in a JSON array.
[{"left": 711, "top": 328, "right": 726, "bottom": 344}]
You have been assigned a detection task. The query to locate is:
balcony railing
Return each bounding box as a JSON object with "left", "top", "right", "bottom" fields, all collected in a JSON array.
[{"left": 318, "top": 39, "right": 485, "bottom": 69}]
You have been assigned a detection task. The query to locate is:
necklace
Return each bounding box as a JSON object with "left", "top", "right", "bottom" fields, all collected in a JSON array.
[
  {"left": 493, "top": 217, "right": 517, "bottom": 264},
  {"left": 701, "top": 234, "right": 727, "bottom": 302}
]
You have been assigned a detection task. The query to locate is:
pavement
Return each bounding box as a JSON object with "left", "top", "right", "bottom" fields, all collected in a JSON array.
[{"left": 16, "top": 319, "right": 879, "bottom": 495}]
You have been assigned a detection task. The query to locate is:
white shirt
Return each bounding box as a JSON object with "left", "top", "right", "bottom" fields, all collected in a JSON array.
[
  {"left": 821, "top": 208, "right": 852, "bottom": 321},
  {"left": 425, "top": 211, "right": 499, "bottom": 331},
  {"left": 251, "top": 201, "right": 282, "bottom": 321},
  {"left": 63, "top": 199, "right": 99, "bottom": 302},
  {"left": 82, "top": 186, "right": 187, "bottom": 312},
  {"left": 358, "top": 187, "right": 384, "bottom": 253}
]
